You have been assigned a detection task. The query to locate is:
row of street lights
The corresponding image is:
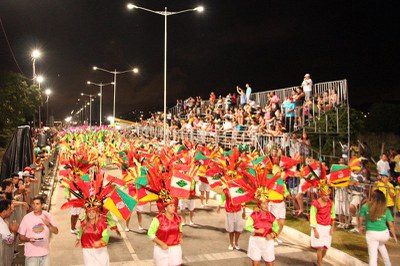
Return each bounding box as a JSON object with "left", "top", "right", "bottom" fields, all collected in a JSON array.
[{"left": 66, "top": 3, "right": 203, "bottom": 132}]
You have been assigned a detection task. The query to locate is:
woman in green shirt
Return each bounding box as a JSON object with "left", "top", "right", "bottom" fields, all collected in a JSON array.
[{"left": 358, "top": 190, "right": 397, "bottom": 266}]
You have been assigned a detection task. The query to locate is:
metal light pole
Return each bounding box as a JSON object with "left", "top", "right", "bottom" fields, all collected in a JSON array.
[
  {"left": 127, "top": 3, "right": 204, "bottom": 143},
  {"left": 81, "top": 93, "right": 96, "bottom": 125},
  {"left": 36, "top": 75, "right": 44, "bottom": 128},
  {"left": 31, "top": 50, "right": 41, "bottom": 84},
  {"left": 87, "top": 81, "right": 114, "bottom": 126},
  {"left": 93, "top": 66, "right": 139, "bottom": 121},
  {"left": 44, "top": 88, "right": 52, "bottom": 126}
]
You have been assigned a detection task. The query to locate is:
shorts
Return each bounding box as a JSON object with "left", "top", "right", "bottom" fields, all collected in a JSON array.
[
  {"left": 289, "top": 186, "right": 299, "bottom": 196},
  {"left": 311, "top": 224, "right": 332, "bottom": 249},
  {"left": 247, "top": 236, "right": 275, "bottom": 262},
  {"left": 225, "top": 211, "right": 244, "bottom": 233},
  {"left": 179, "top": 199, "right": 195, "bottom": 211},
  {"left": 198, "top": 181, "right": 210, "bottom": 192},
  {"left": 154, "top": 244, "right": 182, "bottom": 266},
  {"left": 269, "top": 201, "right": 286, "bottom": 219},
  {"left": 70, "top": 207, "right": 82, "bottom": 216},
  {"left": 135, "top": 203, "right": 146, "bottom": 213},
  {"left": 350, "top": 194, "right": 362, "bottom": 207}
]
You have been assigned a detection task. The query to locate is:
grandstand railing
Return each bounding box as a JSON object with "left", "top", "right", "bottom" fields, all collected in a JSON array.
[{"left": 169, "top": 79, "right": 348, "bottom": 117}]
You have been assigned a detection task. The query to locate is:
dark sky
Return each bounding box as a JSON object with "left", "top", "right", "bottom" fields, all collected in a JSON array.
[{"left": 0, "top": 0, "right": 398, "bottom": 120}]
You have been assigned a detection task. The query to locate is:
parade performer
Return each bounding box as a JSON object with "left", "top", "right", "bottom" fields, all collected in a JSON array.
[
  {"left": 75, "top": 197, "right": 110, "bottom": 266},
  {"left": 147, "top": 190, "right": 183, "bottom": 266},
  {"left": 309, "top": 180, "right": 335, "bottom": 266},
  {"left": 358, "top": 190, "right": 397, "bottom": 266},
  {"left": 246, "top": 188, "right": 280, "bottom": 266}
]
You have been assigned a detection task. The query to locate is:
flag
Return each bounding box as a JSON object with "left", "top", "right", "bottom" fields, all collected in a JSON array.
[
  {"left": 104, "top": 187, "right": 137, "bottom": 221},
  {"left": 207, "top": 176, "right": 222, "bottom": 188},
  {"left": 136, "top": 186, "right": 159, "bottom": 202},
  {"left": 170, "top": 169, "right": 192, "bottom": 198},
  {"left": 329, "top": 164, "right": 351, "bottom": 187},
  {"left": 228, "top": 183, "right": 251, "bottom": 205}
]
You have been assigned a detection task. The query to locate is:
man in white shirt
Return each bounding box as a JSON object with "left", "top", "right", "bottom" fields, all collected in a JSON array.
[
  {"left": 301, "top": 73, "right": 313, "bottom": 100},
  {"left": 376, "top": 154, "right": 390, "bottom": 174},
  {"left": 1, "top": 199, "right": 19, "bottom": 266}
]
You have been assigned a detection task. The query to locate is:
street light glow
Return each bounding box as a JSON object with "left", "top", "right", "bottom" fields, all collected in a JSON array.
[
  {"left": 87, "top": 81, "right": 91, "bottom": 84},
  {"left": 93, "top": 66, "right": 98, "bottom": 70},
  {"left": 31, "top": 49, "right": 41, "bottom": 59},
  {"left": 133, "top": 68, "right": 139, "bottom": 73},
  {"left": 127, "top": 3, "right": 137, "bottom": 10},
  {"left": 36, "top": 75, "right": 44, "bottom": 83},
  {"left": 45, "top": 88, "right": 52, "bottom": 95},
  {"left": 195, "top": 6, "right": 204, "bottom": 12}
]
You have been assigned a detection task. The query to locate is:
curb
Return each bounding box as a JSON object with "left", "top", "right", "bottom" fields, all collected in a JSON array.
[{"left": 281, "top": 226, "right": 368, "bottom": 266}]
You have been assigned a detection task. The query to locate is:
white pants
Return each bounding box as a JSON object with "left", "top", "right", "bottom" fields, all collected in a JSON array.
[
  {"left": 154, "top": 244, "right": 182, "bottom": 266},
  {"left": 82, "top": 247, "right": 109, "bottom": 266},
  {"left": 247, "top": 236, "right": 275, "bottom": 262},
  {"left": 366, "top": 230, "right": 391, "bottom": 266}
]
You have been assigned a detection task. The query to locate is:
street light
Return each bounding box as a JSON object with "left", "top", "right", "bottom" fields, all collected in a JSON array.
[
  {"left": 31, "top": 49, "right": 41, "bottom": 84},
  {"left": 127, "top": 3, "right": 204, "bottom": 143},
  {"left": 81, "top": 93, "right": 96, "bottom": 125},
  {"left": 87, "top": 81, "right": 114, "bottom": 126},
  {"left": 92, "top": 66, "right": 139, "bottom": 120},
  {"left": 44, "top": 88, "right": 52, "bottom": 126},
  {"left": 36, "top": 75, "right": 44, "bottom": 127}
]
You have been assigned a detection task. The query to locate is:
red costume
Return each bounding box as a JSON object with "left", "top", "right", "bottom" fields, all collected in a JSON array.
[
  {"left": 250, "top": 211, "right": 277, "bottom": 238},
  {"left": 80, "top": 216, "right": 108, "bottom": 248},
  {"left": 155, "top": 213, "right": 182, "bottom": 246},
  {"left": 311, "top": 199, "right": 334, "bottom": 226}
]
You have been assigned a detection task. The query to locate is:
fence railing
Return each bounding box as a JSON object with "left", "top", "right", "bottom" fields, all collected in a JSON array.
[{"left": 169, "top": 79, "right": 348, "bottom": 118}]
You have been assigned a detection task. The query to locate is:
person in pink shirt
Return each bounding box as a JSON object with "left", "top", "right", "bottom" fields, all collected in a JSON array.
[{"left": 18, "top": 196, "right": 58, "bottom": 266}]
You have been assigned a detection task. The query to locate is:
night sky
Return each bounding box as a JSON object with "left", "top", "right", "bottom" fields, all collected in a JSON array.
[{"left": 0, "top": 0, "right": 398, "bottom": 121}]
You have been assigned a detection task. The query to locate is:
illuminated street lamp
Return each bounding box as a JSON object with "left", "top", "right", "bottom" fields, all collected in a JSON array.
[
  {"left": 31, "top": 49, "right": 41, "bottom": 84},
  {"left": 87, "top": 81, "right": 114, "bottom": 126},
  {"left": 81, "top": 93, "right": 96, "bottom": 125},
  {"left": 44, "top": 88, "right": 52, "bottom": 126},
  {"left": 127, "top": 3, "right": 204, "bottom": 143},
  {"left": 93, "top": 66, "right": 139, "bottom": 120}
]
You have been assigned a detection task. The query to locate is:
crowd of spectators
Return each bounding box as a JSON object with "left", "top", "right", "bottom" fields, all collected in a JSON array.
[{"left": 141, "top": 74, "right": 343, "bottom": 144}]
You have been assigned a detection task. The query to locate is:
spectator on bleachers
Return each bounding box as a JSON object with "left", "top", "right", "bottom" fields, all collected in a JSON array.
[
  {"left": 377, "top": 154, "right": 391, "bottom": 175},
  {"left": 330, "top": 88, "right": 339, "bottom": 108},
  {"left": 294, "top": 87, "right": 305, "bottom": 127},
  {"left": 245, "top": 83, "right": 252, "bottom": 104},
  {"left": 284, "top": 97, "right": 296, "bottom": 132},
  {"left": 209, "top": 91, "right": 216, "bottom": 108},
  {"left": 236, "top": 86, "right": 246, "bottom": 109},
  {"left": 301, "top": 73, "right": 313, "bottom": 100},
  {"left": 323, "top": 91, "right": 331, "bottom": 111}
]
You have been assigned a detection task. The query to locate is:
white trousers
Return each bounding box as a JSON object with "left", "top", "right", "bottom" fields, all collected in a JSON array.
[
  {"left": 82, "top": 247, "right": 110, "bottom": 266},
  {"left": 366, "top": 229, "right": 391, "bottom": 266}
]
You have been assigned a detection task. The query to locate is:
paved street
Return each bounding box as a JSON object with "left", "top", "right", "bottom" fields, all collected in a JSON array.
[{"left": 45, "top": 168, "right": 341, "bottom": 266}]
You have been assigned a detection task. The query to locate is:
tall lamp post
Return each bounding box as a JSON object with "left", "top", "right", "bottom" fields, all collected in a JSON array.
[
  {"left": 87, "top": 81, "right": 114, "bottom": 126},
  {"left": 31, "top": 49, "right": 41, "bottom": 84},
  {"left": 36, "top": 75, "right": 44, "bottom": 128},
  {"left": 81, "top": 93, "right": 96, "bottom": 125},
  {"left": 92, "top": 66, "right": 139, "bottom": 121},
  {"left": 44, "top": 88, "right": 52, "bottom": 126},
  {"left": 127, "top": 3, "right": 204, "bottom": 143}
]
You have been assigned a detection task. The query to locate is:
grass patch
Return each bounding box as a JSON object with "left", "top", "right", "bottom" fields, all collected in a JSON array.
[{"left": 285, "top": 215, "right": 369, "bottom": 263}]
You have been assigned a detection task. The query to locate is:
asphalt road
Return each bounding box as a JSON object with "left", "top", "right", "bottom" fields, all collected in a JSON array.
[{"left": 45, "top": 167, "right": 338, "bottom": 266}]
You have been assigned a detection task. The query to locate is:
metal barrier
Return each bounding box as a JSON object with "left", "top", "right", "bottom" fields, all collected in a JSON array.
[{"left": 169, "top": 79, "right": 348, "bottom": 118}]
